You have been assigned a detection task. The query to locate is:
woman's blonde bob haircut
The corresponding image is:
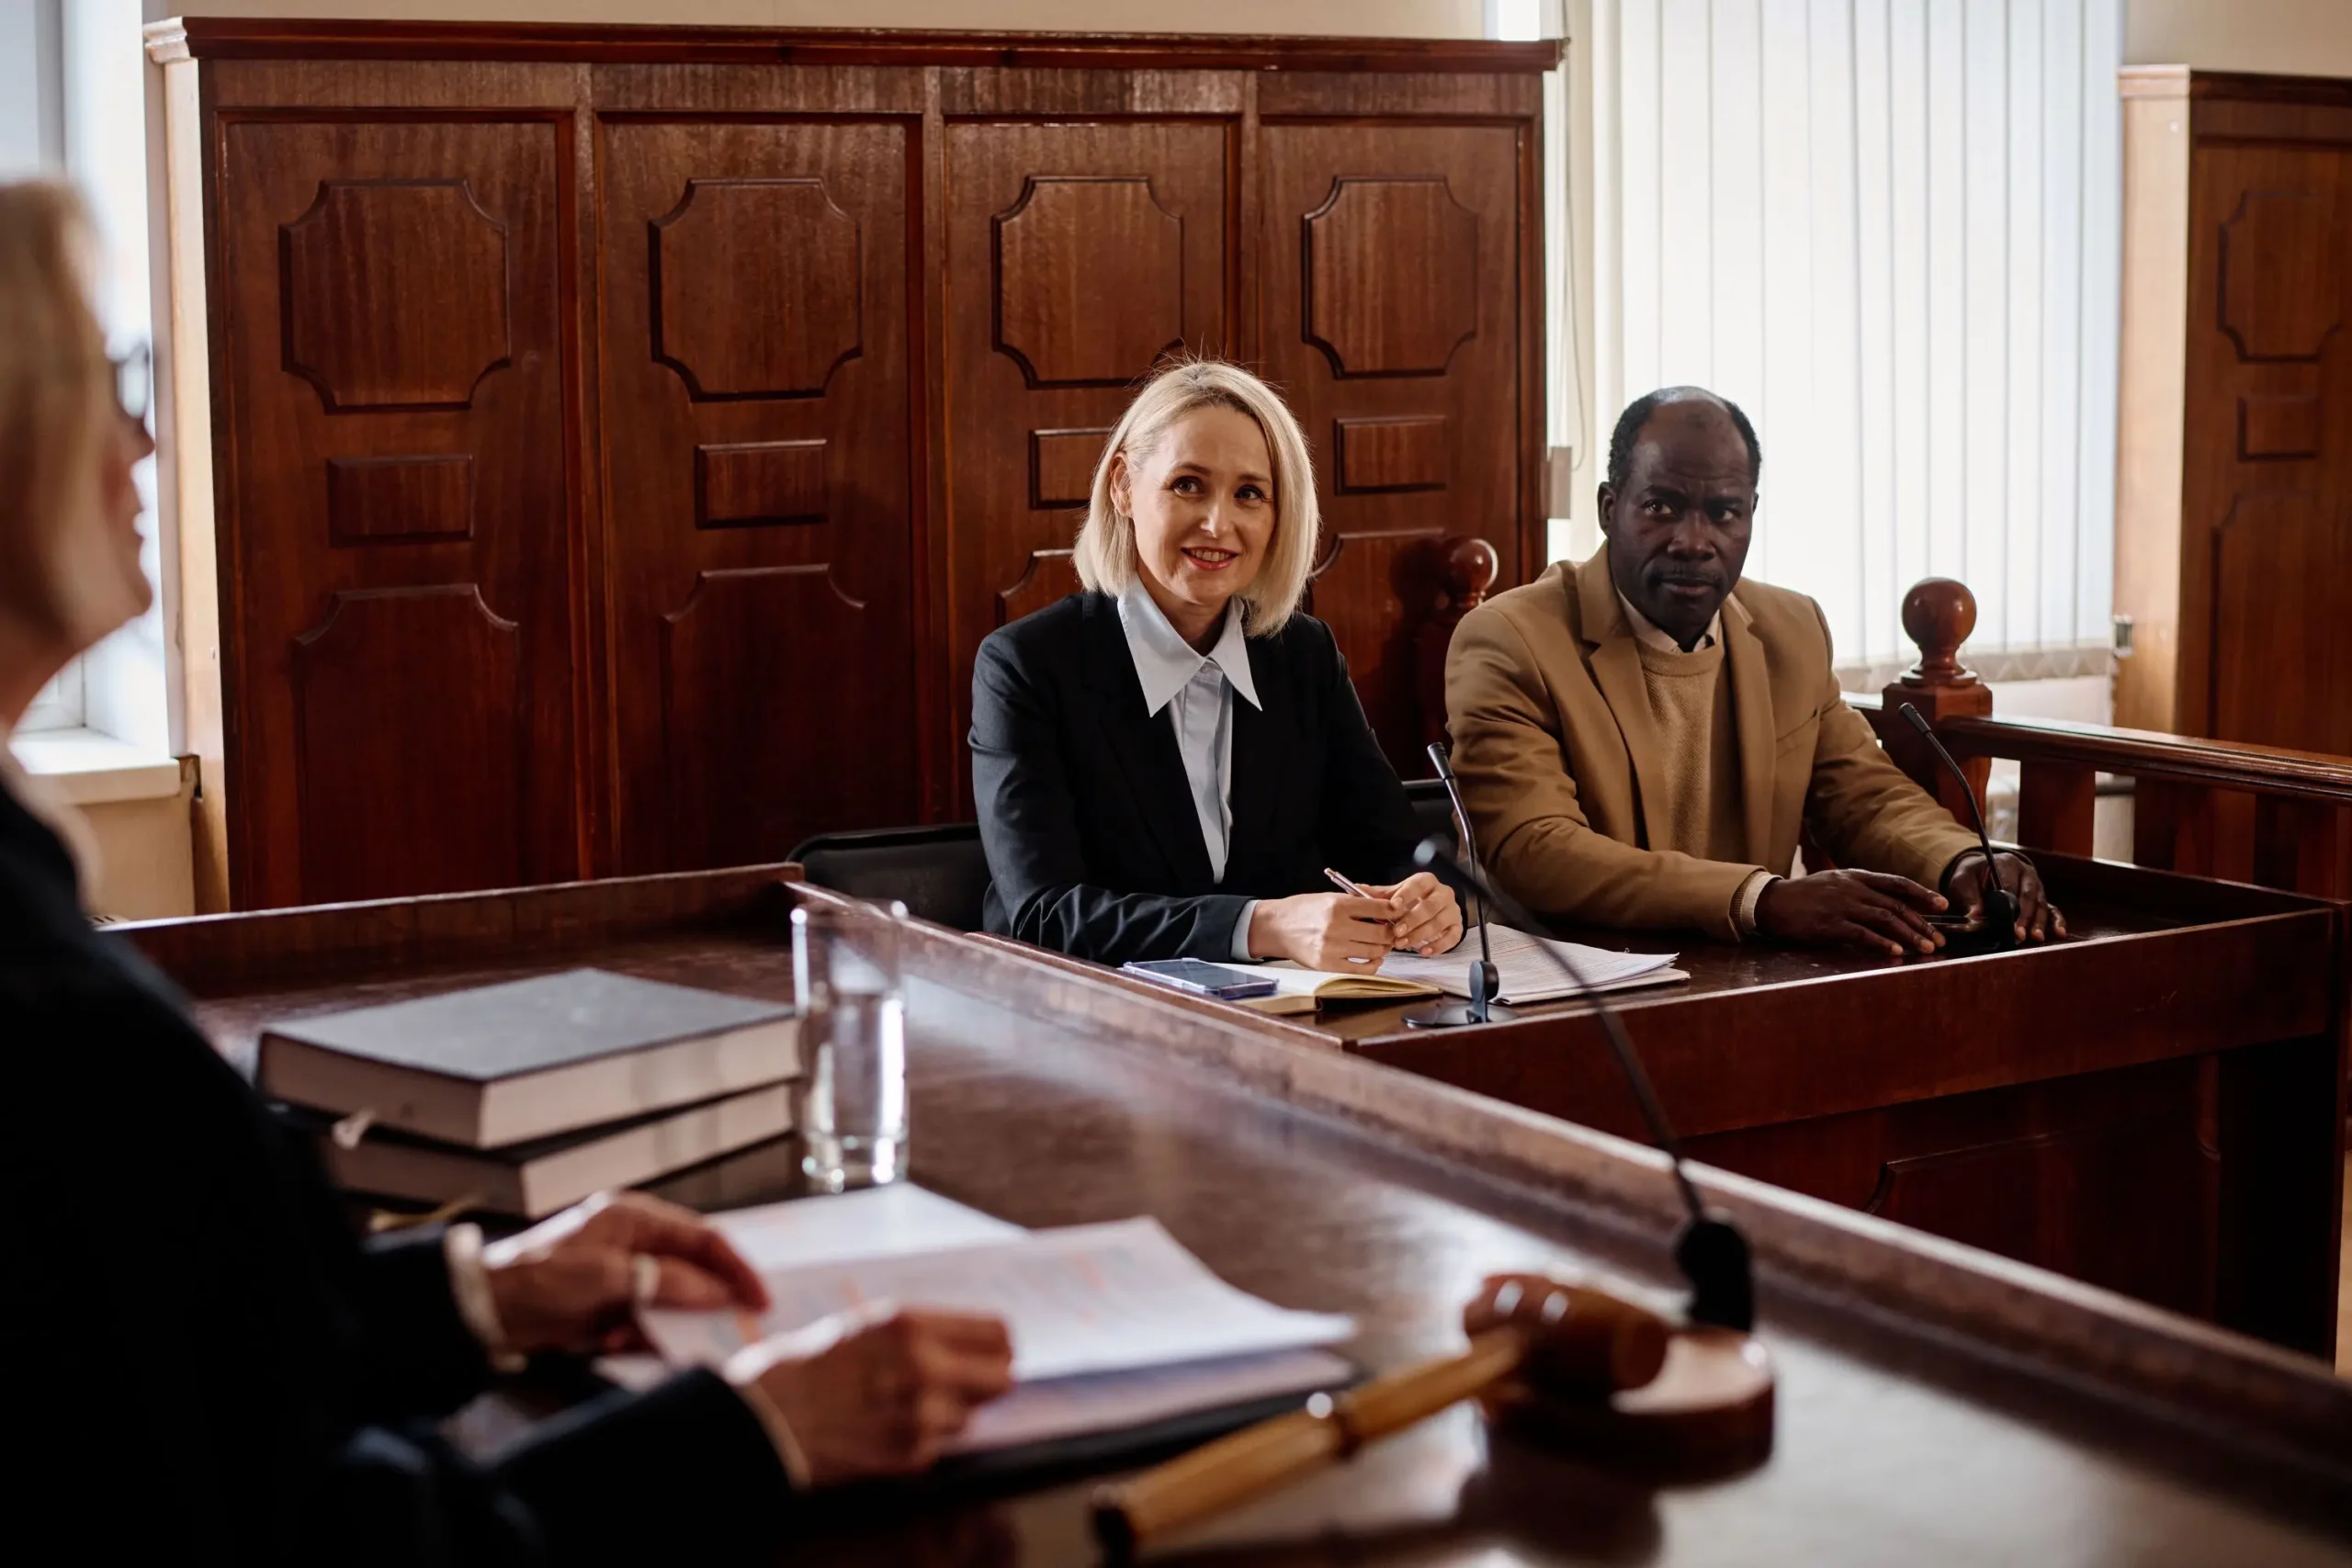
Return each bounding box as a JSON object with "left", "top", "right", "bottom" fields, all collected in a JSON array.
[
  {"left": 1072, "top": 357, "right": 1319, "bottom": 637},
  {"left": 0, "top": 181, "right": 108, "bottom": 642}
]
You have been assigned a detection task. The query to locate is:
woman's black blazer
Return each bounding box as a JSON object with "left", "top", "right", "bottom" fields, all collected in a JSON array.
[{"left": 970, "top": 590, "right": 1423, "bottom": 964}]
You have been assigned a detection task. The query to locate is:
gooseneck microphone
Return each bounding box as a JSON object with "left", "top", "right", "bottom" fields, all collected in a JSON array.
[
  {"left": 1402, "top": 743, "right": 1500, "bottom": 1029},
  {"left": 1896, "top": 702, "right": 2021, "bottom": 953},
  {"left": 1410, "top": 837, "right": 1756, "bottom": 1333}
]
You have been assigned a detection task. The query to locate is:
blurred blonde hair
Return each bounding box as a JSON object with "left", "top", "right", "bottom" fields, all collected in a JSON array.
[
  {"left": 0, "top": 180, "right": 109, "bottom": 643},
  {"left": 1073, "top": 357, "right": 1319, "bottom": 637}
]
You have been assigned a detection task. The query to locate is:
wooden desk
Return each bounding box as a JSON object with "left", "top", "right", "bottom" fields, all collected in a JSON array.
[
  {"left": 994, "top": 853, "right": 2350, "bottom": 1360},
  {"left": 120, "top": 869, "right": 2352, "bottom": 1564}
]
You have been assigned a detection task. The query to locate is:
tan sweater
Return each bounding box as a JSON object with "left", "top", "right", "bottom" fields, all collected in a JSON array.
[{"left": 1632, "top": 638, "right": 1747, "bottom": 863}]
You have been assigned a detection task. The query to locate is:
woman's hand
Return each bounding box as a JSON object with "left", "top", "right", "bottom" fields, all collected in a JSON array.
[
  {"left": 1361, "top": 873, "right": 1463, "bottom": 956},
  {"left": 481, "top": 1190, "right": 769, "bottom": 1357},
  {"left": 730, "top": 1305, "right": 1014, "bottom": 1484},
  {"left": 1248, "top": 894, "right": 1396, "bottom": 972}
]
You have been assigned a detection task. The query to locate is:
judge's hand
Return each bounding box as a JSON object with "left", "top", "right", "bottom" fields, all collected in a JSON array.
[
  {"left": 730, "top": 1304, "right": 1014, "bottom": 1484},
  {"left": 1248, "top": 893, "right": 1395, "bottom": 971},
  {"left": 1754, "top": 869, "right": 1947, "bottom": 958},
  {"left": 481, "top": 1190, "right": 769, "bottom": 1357},
  {"left": 1946, "top": 852, "right": 2064, "bottom": 943},
  {"left": 1361, "top": 872, "right": 1464, "bottom": 956}
]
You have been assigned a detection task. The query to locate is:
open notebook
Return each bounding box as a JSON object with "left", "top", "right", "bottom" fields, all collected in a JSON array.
[
  {"left": 618, "top": 1185, "right": 1354, "bottom": 1467},
  {"left": 1262, "top": 927, "right": 1686, "bottom": 1007}
]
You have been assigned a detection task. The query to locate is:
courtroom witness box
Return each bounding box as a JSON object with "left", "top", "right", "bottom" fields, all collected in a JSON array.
[
  {"left": 119, "top": 872, "right": 2352, "bottom": 1563},
  {"left": 1042, "top": 850, "right": 2349, "bottom": 1360}
]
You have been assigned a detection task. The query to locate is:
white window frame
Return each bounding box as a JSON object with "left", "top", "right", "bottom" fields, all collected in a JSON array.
[{"left": 5, "top": 0, "right": 178, "bottom": 793}]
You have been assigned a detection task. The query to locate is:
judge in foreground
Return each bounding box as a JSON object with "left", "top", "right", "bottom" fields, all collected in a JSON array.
[
  {"left": 0, "top": 181, "right": 1011, "bottom": 1562},
  {"left": 1445, "top": 387, "right": 2058, "bottom": 955},
  {"left": 971, "top": 357, "right": 1462, "bottom": 968}
]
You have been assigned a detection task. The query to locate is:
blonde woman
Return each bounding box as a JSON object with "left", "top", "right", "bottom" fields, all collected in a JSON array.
[
  {"left": 0, "top": 181, "right": 1011, "bottom": 1560},
  {"left": 971, "top": 358, "right": 1463, "bottom": 967}
]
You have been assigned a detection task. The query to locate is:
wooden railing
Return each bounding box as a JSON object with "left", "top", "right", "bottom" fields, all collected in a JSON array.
[{"left": 1863, "top": 577, "right": 2352, "bottom": 901}]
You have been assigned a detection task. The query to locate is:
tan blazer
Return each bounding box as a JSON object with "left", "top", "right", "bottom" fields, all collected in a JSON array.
[{"left": 1444, "top": 546, "right": 1980, "bottom": 939}]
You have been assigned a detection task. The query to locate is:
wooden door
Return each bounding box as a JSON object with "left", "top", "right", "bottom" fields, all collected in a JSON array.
[
  {"left": 1258, "top": 123, "right": 1529, "bottom": 777},
  {"left": 597, "top": 120, "right": 919, "bottom": 872},
  {"left": 212, "top": 118, "right": 579, "bottom": 908},
  {"left": 2180, "top": 142, "right": 2352, "bottom": 753},
  {"left": 941, "top": 118, "right": 1236, "bottom": 817}
]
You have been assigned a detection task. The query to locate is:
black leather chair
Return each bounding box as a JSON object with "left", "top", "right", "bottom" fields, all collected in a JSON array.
[
  {"left": 786, "top": 824, "right": 991, "bottom": 931},
  {"left": 1404, "top": 776, "right": 1462, "bottom": 857}
]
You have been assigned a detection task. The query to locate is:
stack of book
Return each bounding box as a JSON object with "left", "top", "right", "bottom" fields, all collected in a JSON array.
[{"left": 256, "top": 968, "right": 801, "bottom": 1219}]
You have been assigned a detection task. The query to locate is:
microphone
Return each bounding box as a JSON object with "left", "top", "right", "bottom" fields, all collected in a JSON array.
[
  {"left": 1895, "top": 703, "right": 2021, "bottom": 953},
  {"left": 1402, "top": 743, "right": 1500, "bottom": 1029},
  {"left": 1411, "top": 837, "right": 1756, "bottom": 1333}
]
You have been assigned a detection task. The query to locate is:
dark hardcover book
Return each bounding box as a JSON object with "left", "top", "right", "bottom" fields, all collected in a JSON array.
[
  {"left": 285, "top": 1084, "right": 797, "bottom": 1219},
  {"left": 255, "top": 968, "right": 798, "bottom": 1149}
]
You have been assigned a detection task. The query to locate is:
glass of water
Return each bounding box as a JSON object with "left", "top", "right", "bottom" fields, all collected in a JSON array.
[{"left": 794, "top": 900, "right": 909, "bottom": 1192}]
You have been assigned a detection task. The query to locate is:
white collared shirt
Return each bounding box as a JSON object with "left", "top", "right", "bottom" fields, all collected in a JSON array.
[{"left": 1116, "top": 580, "right": 1263, "bottom": 958}]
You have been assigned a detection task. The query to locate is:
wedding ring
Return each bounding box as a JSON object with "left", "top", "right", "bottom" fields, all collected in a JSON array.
[{"left": 630, "top": 1252, "right": 661, "bottom": 1305}]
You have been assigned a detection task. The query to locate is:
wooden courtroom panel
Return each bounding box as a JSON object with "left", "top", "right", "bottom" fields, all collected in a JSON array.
[
  {"left": 2178, "top": 136, "right": 2352, "bottom": 754},
  {"left": 1259, "top": 120, "right": 1532, "bottom": 776},
  {"left": 162, "top": 23, "right": 1557, "bottom": 903},
  {"left": 122, "top": 877, "right": 2352, "bottom": 1562},
  {"left": 941, "top": 116, "right": 1235, "bottom": 815},
  {"left": 989, "top": 852, "right": 2346, "bottom": 1358},
  {"left": 2115, "top": 72, "right": 2352, "bottom": 752},
  {"left": 597, "top": 118, "right": 920, "bottom": 873},
  {"left": 209, "top": 117, "right": 580, "bottom": 908}
]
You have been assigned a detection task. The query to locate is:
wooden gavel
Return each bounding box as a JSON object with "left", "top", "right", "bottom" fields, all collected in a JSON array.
[{"left": 1091, "top": 1276, "right": 1672, "bottom": 1556}]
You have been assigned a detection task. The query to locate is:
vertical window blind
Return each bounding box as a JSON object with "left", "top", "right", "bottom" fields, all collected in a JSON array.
[{"left": 1589, "top": 0, "right": 2123, "bottom": 671}]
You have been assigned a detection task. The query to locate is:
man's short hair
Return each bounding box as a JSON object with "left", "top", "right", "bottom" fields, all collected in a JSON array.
[{"left": 1606, "top": 387, "right": 1762, "bottom": 491}]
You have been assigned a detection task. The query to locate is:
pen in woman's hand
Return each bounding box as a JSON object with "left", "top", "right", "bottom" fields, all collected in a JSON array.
[{"left": 1323, "top": 867, "right": 1372, "bottom": 897}]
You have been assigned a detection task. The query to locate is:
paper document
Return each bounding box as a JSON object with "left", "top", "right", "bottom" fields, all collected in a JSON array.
[
  {"left": 624, "top": 1190, "right": 1356, "bottom": 1459},
  {"left": 702, "top": 1181, "right": 1025, "bottom": 1273},
  {"left": 642, "top": 1215, "right": 1353, "bottom": 1382},
  {"left": 1373, "top": 927, "right": 1684, "bottom": 1005}
]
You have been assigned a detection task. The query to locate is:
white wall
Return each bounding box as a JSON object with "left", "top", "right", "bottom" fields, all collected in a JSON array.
[
  {"left": 0, "top": 1, "right": 63, "bottom": 175},
  {"left": 2127, "top": 0, "right": 2352, "bottom": 74},
  {"left": 146, "top": 0, "right": 1487, "bottom": 32}
]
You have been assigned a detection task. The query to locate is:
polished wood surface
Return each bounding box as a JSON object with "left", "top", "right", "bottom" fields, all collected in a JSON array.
[
  {"left": 209, "top": 116, "right": 582, "bottom": 907},
  {"left": 118, "top": 873, "right": 2352, "bottom": 1562},
  {"left": 983, "top": 852, "right": 2348, "bottom": 1359},
  {"left": 2113, "top": 68, "right": 2352, "bottom": 756},
  {"left": 159, "top": 20, "right": 1556, "bottom": 904}
]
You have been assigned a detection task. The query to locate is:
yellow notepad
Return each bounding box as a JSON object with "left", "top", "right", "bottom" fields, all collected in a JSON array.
[{"left": 1256, "top": 963, "right": 1442, "bottom": 1002}]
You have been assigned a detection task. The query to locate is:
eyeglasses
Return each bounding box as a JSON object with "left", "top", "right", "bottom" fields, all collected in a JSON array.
[{"left": 111, "top": 342, "right": 152, "bottom": 425}]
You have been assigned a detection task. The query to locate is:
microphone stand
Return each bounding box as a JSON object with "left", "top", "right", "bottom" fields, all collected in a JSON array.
[
  {"left": 1412, "top": 837, "right": 1756, "bottom": 1332},
  {"left": 1403, "top": 743, "right": 1502, "bottom": 1029},
  {"left": 1896, "top": 703, "right": 2021, "bottom": 954}
]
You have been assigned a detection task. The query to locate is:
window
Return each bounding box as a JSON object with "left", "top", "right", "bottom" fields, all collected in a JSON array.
[
  {"left": 1588, "top": 0, "right": 2125, "bottom": 676},
  {"left": 1, "top": 0, "right": 169, "bottom": 757}
]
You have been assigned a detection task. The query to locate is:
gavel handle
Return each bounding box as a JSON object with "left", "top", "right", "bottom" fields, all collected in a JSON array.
[{"left": 1092, "top": 1327, "right": 1525, "bottom": 1551}]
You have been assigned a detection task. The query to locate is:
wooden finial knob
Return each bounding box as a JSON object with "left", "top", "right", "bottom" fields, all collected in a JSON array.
[
  {"left": 1442, "top": 536, "right": 1499, "bottom": 609},
  {"left": 1899, "top": 577, "right": 1977, "bottom": 686}
]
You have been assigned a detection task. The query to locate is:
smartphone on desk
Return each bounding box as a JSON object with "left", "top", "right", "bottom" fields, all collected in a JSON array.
[{"left": 1120, "top": 959, "right": 1280, "bottom": 999}]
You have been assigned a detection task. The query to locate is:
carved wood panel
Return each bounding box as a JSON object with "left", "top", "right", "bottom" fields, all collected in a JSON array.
[
  {"left": 1260, "top": 123, "right": 1525, "bottom": 777},
  {"left": 291, "top": 586, "right": 524, "bottom": 901},
  {"left": 1688, "top": 1055, "right": 2219, "bottom": 1321},
  {"left": 280, "top": 178, "right": 513, "bottom": 411},
  {"left": 216, "top": 118, "right": 577, "bottom": 908},
  {"left": 599, "top": 118, "right": 917, "bottom": 872},
  {"left": 2209, "top": 491, "right": 2352, "bottom": 752},
  {"left": 651, "top": 177, "right": 863, "bottom": 399},
  {"left": 944, "top": 119, "right": 1233, "bottom": 816},
  {"left": 2180, "top": 143, "right": 2352, "bottom": 755}
]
